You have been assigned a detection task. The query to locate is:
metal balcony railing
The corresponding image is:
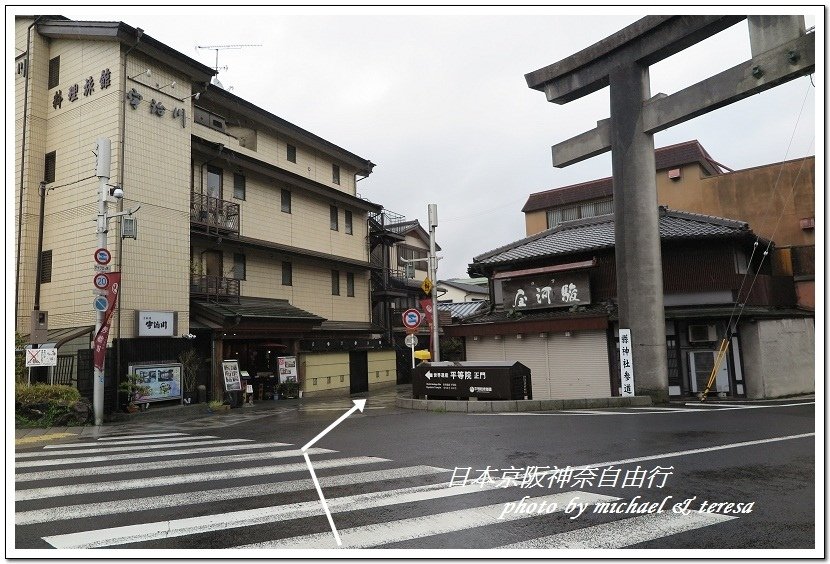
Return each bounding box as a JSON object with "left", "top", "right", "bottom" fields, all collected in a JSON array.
[
  {"left": 190, "top": 193, "right": 240, "bottom": 234},
  {"left": 190, "top": 274, "right": 240, "bottom": 302}
]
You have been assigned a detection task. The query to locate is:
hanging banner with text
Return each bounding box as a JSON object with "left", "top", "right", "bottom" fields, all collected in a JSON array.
[
  {"left": 619, "top": 328, "right": 635, "bottom": 396},
  {"left": 93, "top": 272, "right": 121, "bottom": 371},
  {"left": 419, "top": 298, "right": 434, "bottom": 326}
]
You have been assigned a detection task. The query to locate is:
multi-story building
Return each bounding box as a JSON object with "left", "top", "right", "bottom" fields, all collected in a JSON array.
[
  {"left": 15, "top": 15, "right": 396, "bottom": 407},
  {"left": 522, "top": 140, "right": 815, "bottom": 308}
]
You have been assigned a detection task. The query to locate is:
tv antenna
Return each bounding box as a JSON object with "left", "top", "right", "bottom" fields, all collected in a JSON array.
[{"left": 196, "top": 44, "right": 262, "bottom": 75}]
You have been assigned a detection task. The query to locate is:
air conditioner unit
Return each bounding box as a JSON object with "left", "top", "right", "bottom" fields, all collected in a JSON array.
[{"left": 688, "top": 324, "right": 717, "bottom": 343}]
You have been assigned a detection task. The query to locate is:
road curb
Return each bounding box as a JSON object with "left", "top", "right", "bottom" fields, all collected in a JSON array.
[{"left": 395, "top": 395, "right": 653, "bottom": 413}]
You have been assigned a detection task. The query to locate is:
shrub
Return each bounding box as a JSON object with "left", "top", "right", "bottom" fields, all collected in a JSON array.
[{"left": 16, "top": 383, "right": 80, "bottom": 405}]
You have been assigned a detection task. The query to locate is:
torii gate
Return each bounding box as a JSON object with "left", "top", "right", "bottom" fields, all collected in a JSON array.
[{"left": 525, "top": 16, "right": 815, "bottom": 402}]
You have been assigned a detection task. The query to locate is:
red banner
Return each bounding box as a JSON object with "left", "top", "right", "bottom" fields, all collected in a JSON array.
[
  {"left": 419, "top": 298, "right": 434, "bottom": 326},
  {"left": 93, "top": 272, "right": 121, "bottom": 371}
]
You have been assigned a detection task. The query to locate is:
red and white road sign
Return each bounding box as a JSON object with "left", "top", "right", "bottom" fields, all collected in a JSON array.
[
  {"left": 402, "top": 308, "right": 422, "bottom": 330},
  {"left": 93, "top": 273, "right": 110, "bottom": 290},
  {"left": 94, "top": 248, "right": 112, "bottom": 265}
]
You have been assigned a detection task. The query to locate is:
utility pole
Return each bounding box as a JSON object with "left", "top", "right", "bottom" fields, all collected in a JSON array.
[
  {"left": 94, "top": 138, "right": 111, "bottom": 426},
  {"left": 428, "top": 204, "right": 440, "bottom": 362}
]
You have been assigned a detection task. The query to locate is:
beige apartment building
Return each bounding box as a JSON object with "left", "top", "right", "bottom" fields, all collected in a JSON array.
[{"left": 15, "top": 16, "right": 396, "bottom": 407}]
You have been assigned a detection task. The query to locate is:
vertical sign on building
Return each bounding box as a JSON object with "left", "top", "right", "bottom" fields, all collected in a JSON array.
[{"left": 619, "top": 328, "right": 635, "bottom": 396}]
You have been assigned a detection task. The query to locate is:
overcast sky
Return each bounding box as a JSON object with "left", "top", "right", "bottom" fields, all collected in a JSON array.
[{"left": 39, "top": 7, "right": 820, "bottom": 279}]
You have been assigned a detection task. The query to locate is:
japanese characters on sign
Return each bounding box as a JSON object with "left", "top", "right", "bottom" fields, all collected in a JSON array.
[
  {"left": 501, "top": 271, "right": 590, "bottom": 311},
  {"left": 129, "top": 363, "right": 183, "bottom": 402},
  {"left": 137, "top": 311, "right": 176, "bottom": 337},
  {"left": 50, "top": 66, "right": 188, "bottom": 127},
  {"left": 619, "top": 328, "right": 635, "bottom": 396},
  {"left": 222, "top": 360, "right": 242, "bottom": 391},
  {"left": 93, "top": 272, "right": 121, "bottom": 371},
  {"left": 25, "top": 348, "right": 58, "bottom": 367}
]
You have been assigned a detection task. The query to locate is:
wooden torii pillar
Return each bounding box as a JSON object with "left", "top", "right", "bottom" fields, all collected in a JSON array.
[{"left": 525, "top": 15, "right": 814, "bottom": 402}]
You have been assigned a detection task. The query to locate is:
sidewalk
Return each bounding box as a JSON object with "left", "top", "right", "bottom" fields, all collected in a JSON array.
[{"left": 14, "top": 383, "right": 412, "bottom": 445}]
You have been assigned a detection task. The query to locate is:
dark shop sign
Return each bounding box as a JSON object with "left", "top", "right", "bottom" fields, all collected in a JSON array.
[{"left": 501, "top": 270, "right": 591, "bottom": 311}]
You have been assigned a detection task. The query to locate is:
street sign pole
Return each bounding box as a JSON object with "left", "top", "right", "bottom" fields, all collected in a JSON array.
[
  {"left": 428, "top": 204, "right": 440, "bottom": 362},
  {"left": 93, "top": 138, "right": 111, "bottom": 426}
]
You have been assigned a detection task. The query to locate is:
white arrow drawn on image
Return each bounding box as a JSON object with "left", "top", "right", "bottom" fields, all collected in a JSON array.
[{"left": 301, "top": 399, "right": 366, "bottom": 547}]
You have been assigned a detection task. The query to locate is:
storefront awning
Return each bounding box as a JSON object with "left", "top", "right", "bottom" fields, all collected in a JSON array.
[
  {"left": 20, "top": 325, "right": 95, "bottom": 349},
  {"left": 191, "top": 297, "right": 325, "bottom": 337}
]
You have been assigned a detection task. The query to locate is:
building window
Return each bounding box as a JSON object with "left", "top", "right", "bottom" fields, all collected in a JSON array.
[
  {"left": 331, "top": 270, "right": 340, "bottom": 295},
  {"left": 287, "top": 144, "right": 296, "bottom": 163},
  {"left": 39, "top": 250, "right": 53, "bottom": 284},
  {"left": 332, "top": 164, "right": 340, "bottom": 185},
  {"left": 546, "top": 198, "right": 613, "bottom": 229},
  {"left": 345, "top": 210, "right": 353, "bottom": 235},
  {"left": 330, "top": 205, "right": 339, "bottom": 231},
  {"left": 281, "top": 189, "right": 291, "bottom": 213},
  {"left": 48, "top": 56, "right": 60, "bottom": 89},
  {"left": 233, "top": 173, "right": 246, "bottom": 200},
  {"left": 206, "top": 165, "right": 222, "bottom": 200},
  {"left": 282, "top": 261, "right": 292, "bottom": 286},
  {"left": 347, "top": 272, "right": 355, "bottom": 297},
  {"left": 398, "top": 245, "right": 428, "bottom": 268},
  {"left": 44, "top": 151, "right": 56, "bottom": 184},
  {"left": 232, "top": 253, "right": 246, "bottom": 280}
]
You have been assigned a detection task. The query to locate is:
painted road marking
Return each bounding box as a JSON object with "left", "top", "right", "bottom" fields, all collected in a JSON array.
[
  {"left": 16, "top": 465, "right": 448, "bottom": 525},
  {"left": 15, "top": 447, "right": 335, "bottom": 482},
  {"left": 15, "top": 438, "right": 252, "bottom": 458},
  {"left": 16, "top": 456, "right": 389, "bottom": 501},
  {"left": 499, "top": 511, "right": 737, "bottom": 549},
  {"left": 14, "top": 432, "right": 77, "bottom": 446},
  {"left": 95, "top": 432, "right": 189, "bottom": 441},
  {"left": 43, "top": 435, "right": 219, "bottom": 448},
  {"left": 237, "top": 491, "right": 618, "bottom": 549},
  {"left": 15, "top": 441, "right": 293, "bottom": 468}
]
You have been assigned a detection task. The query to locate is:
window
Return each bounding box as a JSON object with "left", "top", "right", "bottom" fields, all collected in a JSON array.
[
  {"left": 233, "top": 173, "right": 246, "bottom": 200},
  {"left": 546, "top": 198, "right": 613, "bottom": 229},
  {"left": 282, "top": 261, "right": 292, "bottom": 286},
  {"left": 281, "top": 189, "right": 291, "bottom": 213},
  {"left": 232, "top": 253, "right": 246, "bottom": 280},
  {"left": 331, "top": 270, "right": 340, "bottom": 295},
  {"left": 345, "top": 210, "right": 353, "bottom": 235},
  {"left": 206, "top": 165, "right": 222, "bottom": 199},
  {"left": 347, "top": 272, "right": 355, "bottom": 297},
  {"left": 44, "top": 151, "right": 56, "bottom": 184},
  {"left": 397, "top": 245, "right": 428, "bottom": 268},
  {"left": 39, "top": 250, "right": 52, "bottom": 284},
  {"left": 330, "top": 205, "right": 339, "bottom": 231},
  {"left": 332, "top": 164, "right": 340, "bottom": 185},
  {"left": 287, "top": 144, "right": 296, "bottom": 163},
  {"left": 48, "top": 56, "right": 60, "bottom": 89}
]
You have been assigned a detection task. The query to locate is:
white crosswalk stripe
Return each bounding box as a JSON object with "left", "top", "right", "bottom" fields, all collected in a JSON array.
[
  {"left": 15, "top": 432, "right": 742, "bottom": 550},
  {"left": 43, "top": 435, "right": 220, "bottom": 448}
]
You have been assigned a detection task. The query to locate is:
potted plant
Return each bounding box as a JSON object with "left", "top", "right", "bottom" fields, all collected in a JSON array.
[
  {"left": 179, "top": 349, "right": 200, "bottom": 404},
  {"left": 119, "top": 373, "right": 151, "bottom": 413}
]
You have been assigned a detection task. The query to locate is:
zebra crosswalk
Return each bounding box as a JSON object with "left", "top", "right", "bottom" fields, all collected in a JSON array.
[{"left": 15, "top": 431, "right": 738, "bottom": 551}]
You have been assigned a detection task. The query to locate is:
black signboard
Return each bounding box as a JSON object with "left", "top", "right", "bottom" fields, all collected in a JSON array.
[
  {"left": 502, "top": 270, "right": 590, "bottom": 311},
  {"left": 412, "top": 361, "right": 531, "bottom": 400}
]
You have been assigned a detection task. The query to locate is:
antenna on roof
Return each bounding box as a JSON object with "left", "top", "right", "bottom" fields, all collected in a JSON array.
[{"left": 196, "top": 44, "right": 262, "bottom": 88}]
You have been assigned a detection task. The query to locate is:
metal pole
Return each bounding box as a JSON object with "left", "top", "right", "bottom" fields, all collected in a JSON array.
[
  {"left": 428, "top": 204, "right": 440, "bottom": 362},
  {"left": 94, "top": 138, "right": 111, "bottom": 426}
]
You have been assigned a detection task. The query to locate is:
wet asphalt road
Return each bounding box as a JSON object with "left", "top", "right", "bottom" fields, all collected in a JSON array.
[{"left": 14, "top": 398, "right": 816, "bottom": 553}]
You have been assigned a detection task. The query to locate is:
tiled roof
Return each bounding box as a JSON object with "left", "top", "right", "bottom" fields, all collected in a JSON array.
[
  {"left": 473, "top": 207, "right": 753, "bottom": 266},
  {"left": 439, "top": 280, "right": 489, "bottom": 295},
  {"left": 192, "top": 297, "right": 325, "bottom": 323},
  {"left": 522, "top": 140, "right": 724, "bottom": 213},
  {"left": 438, "top": 301, "right": 488, "bottom": 319}
]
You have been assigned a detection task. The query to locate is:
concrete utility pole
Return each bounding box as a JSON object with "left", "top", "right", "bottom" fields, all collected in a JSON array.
[
  {"left": 94, "top": 137, "right": 111, "bottom": 425},
  {"left": 525, "top": 15, "right": 814, "bottom": 403},
  {"left": 428, "top": 204, "right": 440, "bottom": 362}
]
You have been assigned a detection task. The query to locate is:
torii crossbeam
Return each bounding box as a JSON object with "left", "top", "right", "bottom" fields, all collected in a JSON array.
[{"left": 526, "top": 15, "right": 814, "bottom": 402}]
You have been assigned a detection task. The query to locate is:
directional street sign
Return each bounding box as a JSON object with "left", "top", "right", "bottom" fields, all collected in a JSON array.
[
  {"left": 94, "top": 248, "right": 112, "bottom": 265},
  {"left": 93, "top": 295, "right": 109, "bottom": 312}
]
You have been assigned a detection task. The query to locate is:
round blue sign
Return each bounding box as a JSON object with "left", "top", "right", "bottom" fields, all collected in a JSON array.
[
  {"left": 402, "top": 308, "right": 422, "bottom": 329},
  {"left": 93, "top": 295, "right": 109, "bottom": 312}
]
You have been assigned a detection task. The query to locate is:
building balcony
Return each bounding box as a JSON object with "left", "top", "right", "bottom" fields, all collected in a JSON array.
[
  {"left": 190, "top": 274, "right": 240, "bottom": 302},
  {"left": 191, "top": 192, "right": 240, "bottom": 234}
]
